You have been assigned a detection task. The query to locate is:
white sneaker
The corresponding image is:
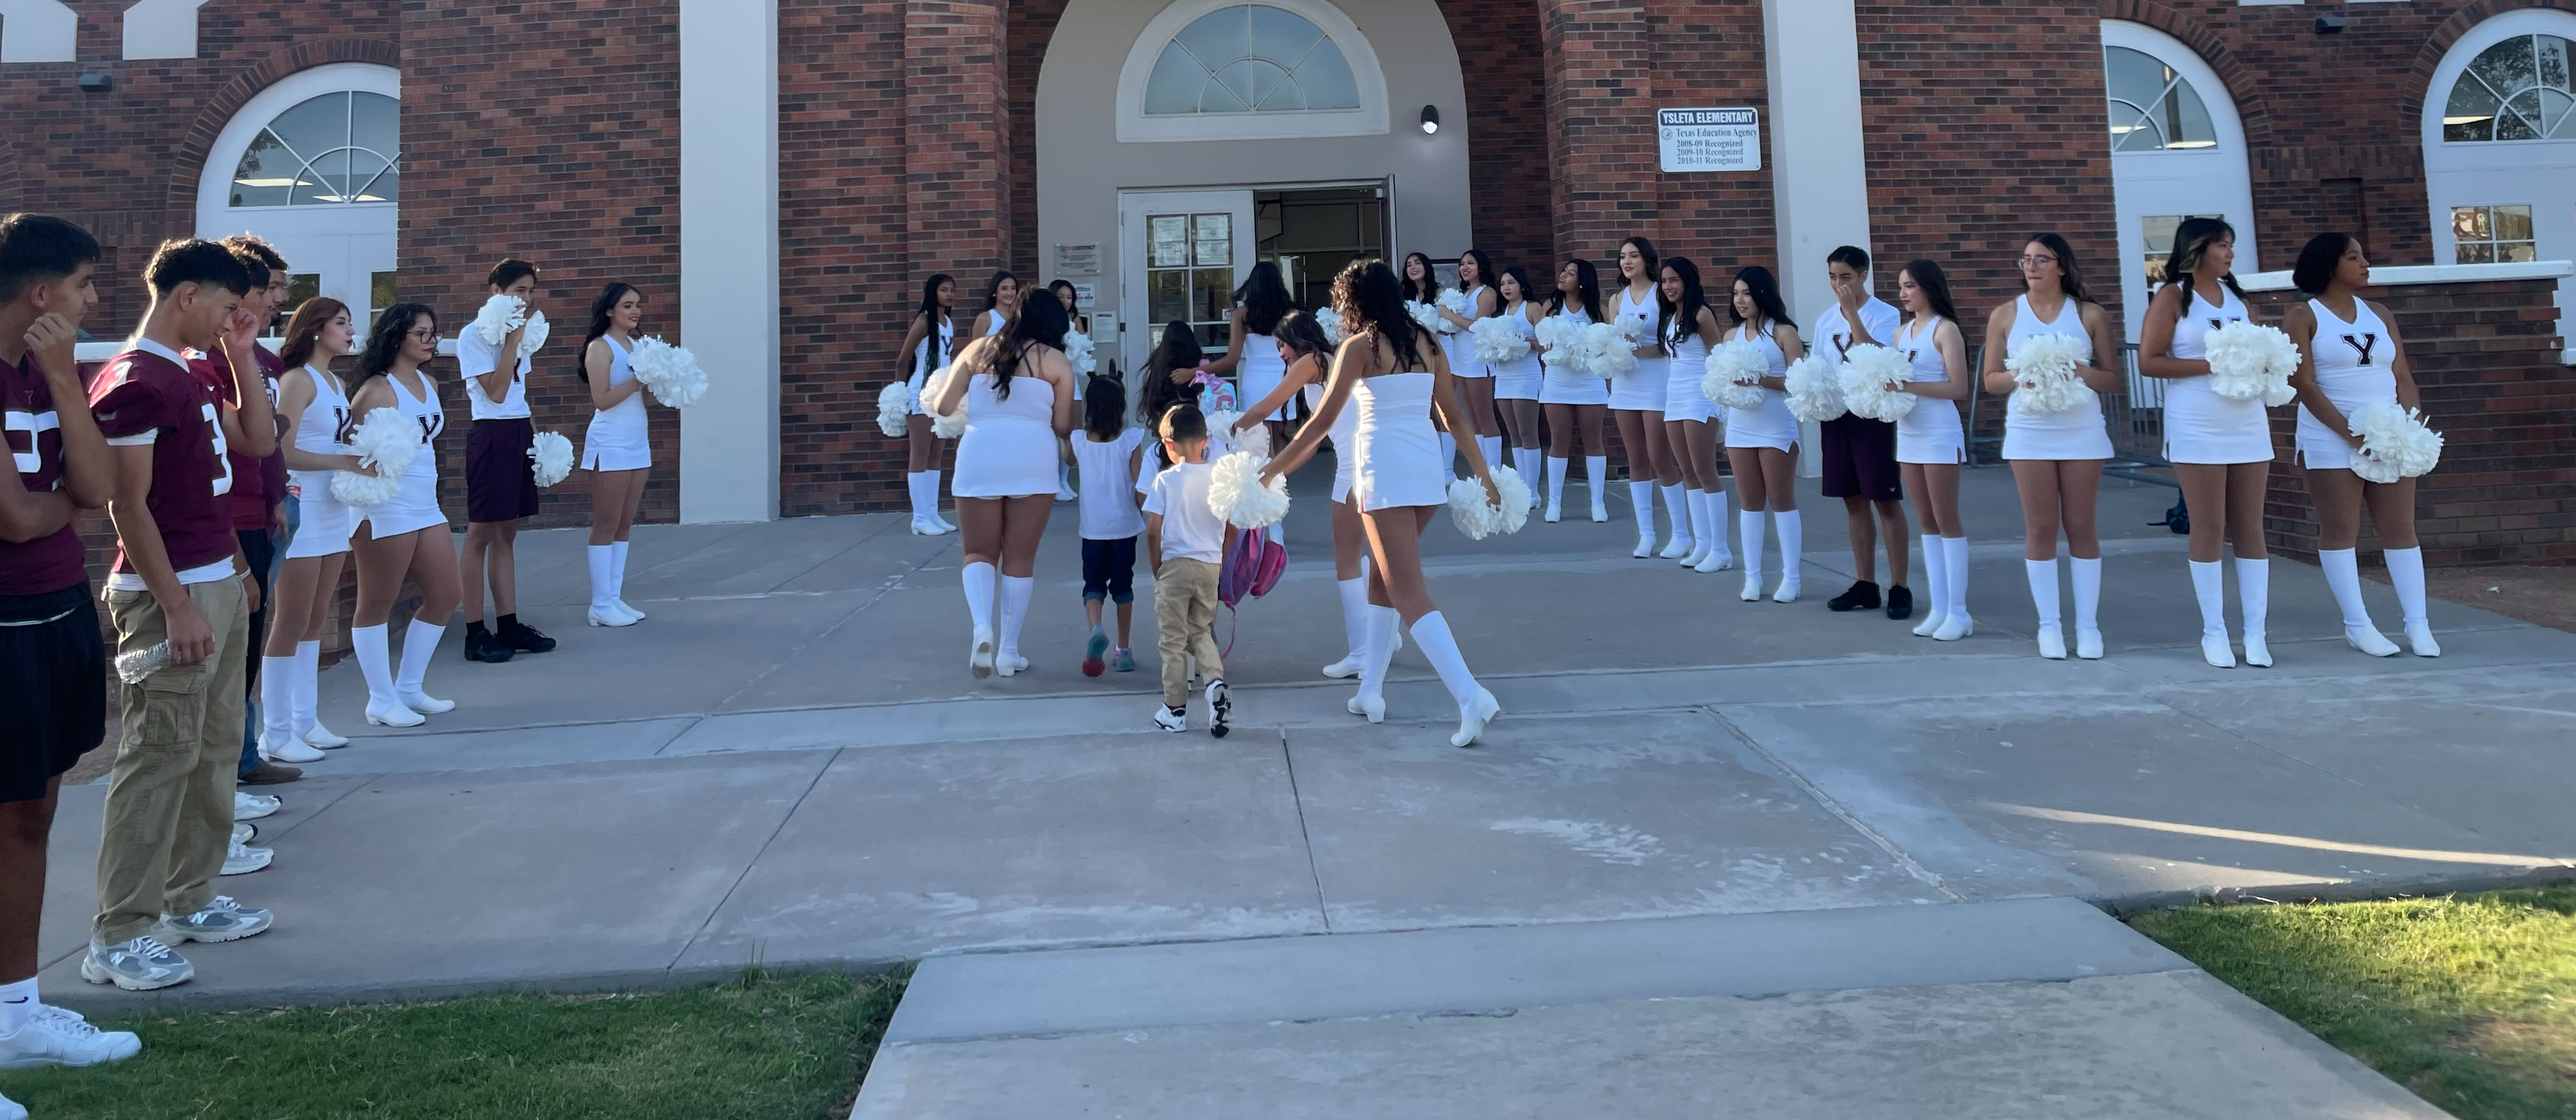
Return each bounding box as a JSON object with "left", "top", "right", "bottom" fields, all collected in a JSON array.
[
  {"left": 0, "top": 1089, "right": 21, "bottom": 1120},
  {"left": 2405, "top": 623, "right": 2441, "bottom": 657},
  {"left": 302, "top": 720, "right": 349, "bottom": 748},
  {"left": 233, "top": 790, "right": 280, "bottom": 821},
  {"left": 1153, "top": 704, "right": 1186, "bottom": 732},
  {"left": 397, "top": 690, "right": 456, "bottom": 715},
  {"left": 159, "top": 896, "right": 273, "bottom": 944},
  {"left": 0, "top": 1004, "right": 143, "bottom": 1069},
  {"left": 1055, "top": 483, "right": 1078, "bottom": 503},
  {"left": 231, "top": 822, "right": 255, "bottom": 846},
  {"left": 222, "top": 840, "right": 273, "bottom": 876},
  {"left": 259, "top": 731, "right": 323, "bottom": 764},
  {"left": 364, "top": 699, "right": 424, "bottom": 728}
]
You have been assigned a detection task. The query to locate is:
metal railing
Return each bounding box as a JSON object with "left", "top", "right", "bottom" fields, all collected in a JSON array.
[{"left": 1964, "top": 341, "right": 2170, "bottom": 480}]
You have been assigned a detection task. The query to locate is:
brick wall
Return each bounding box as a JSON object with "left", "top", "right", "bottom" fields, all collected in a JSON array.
[{"left": 2252, "top": 278, "right": 2574, "bottom": 566}]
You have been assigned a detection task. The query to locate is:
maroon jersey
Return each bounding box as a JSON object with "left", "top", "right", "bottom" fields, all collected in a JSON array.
[
  {"left": 1, "top": 352, "right": 88, "bottom": 595},
  {"left": 192, "top": 344, "right": 285, "bottom": 531},
  {"left": 89, "top": 344, "right": 238, "bottom": 576}
]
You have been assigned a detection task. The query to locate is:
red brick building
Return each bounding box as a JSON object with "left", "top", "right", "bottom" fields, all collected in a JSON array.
[{"left": 2, "top": 0, "right": 2568, "bottom": 558}]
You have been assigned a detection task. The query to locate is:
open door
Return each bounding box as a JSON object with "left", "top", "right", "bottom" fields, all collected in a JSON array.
[{"left": 1119, "top": 190, "right": 1256, "bottom": 380}]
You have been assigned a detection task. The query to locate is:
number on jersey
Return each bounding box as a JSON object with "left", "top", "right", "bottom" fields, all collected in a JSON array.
[{"left": 203, "top": 401, "right": 233, "bottom": 496}]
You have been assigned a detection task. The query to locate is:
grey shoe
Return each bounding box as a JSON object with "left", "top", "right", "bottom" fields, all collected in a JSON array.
[
  {"left": 160, "top": 896, "right": 274, "bottom": 944},
  {"left": 80, "top": 935, "right": 193, "bottom": 991},
  {"left": 222, "top": 839, "right": 273, "bottom": 876}
]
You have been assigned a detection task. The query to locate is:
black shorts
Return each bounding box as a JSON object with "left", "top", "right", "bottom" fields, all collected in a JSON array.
[
  {"left": 1082, "top": 537, "right": 1138, "bottom": 604},
  {"left": 0, "top": 585, "right": 106, "bottom": 802},
  {"left": 466, "top": 418, "right": 542, "bottom": 523},
  {"left": 1820, "top": 415, "right": 1903, "bottom": 502}
]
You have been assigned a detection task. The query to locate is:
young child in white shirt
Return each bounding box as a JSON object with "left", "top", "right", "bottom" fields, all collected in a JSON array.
[
  {"left": 1073, "top": 375, "right": 1147, "bottom": 675},
  {"left": 1142, "top": 403, "right": 1234, "bottom": 737}
]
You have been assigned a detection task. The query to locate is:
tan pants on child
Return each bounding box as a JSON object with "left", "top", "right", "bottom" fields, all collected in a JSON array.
[
  {"left": 1154, "top": 557, "right": 1223, "bottom": 709},
  {"left": 94, "top": 579, "right": 247, "bottom": 946}
]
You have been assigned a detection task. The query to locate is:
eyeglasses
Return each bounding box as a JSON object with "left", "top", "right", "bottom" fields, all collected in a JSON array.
[
  {"left": 2018, "top": 255, "right": 2058, "bottom": 268},
  {"left": 406, "top": 328, "right": 438, "bottom": 341}
]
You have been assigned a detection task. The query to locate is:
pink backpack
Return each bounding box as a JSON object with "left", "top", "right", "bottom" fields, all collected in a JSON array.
[{"left": 1219, "top": 526, "right": 1286, "bottom": 607}]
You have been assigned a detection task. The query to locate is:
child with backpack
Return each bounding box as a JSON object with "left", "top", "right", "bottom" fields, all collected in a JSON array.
[
  {"left": 1073, "top": 374, "right": 1146, "bottom": 675},
  {"left": 1142, "top": 403, "right": 1232, "bottom": 737}
]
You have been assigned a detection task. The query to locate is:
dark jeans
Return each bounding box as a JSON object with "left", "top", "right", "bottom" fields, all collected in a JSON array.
[{"left": 237, "top": 499, "right": 293, "bottom": 776}]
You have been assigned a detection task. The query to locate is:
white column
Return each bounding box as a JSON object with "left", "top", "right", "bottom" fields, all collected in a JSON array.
[
  {"left": 1761, "top": 0, "right": 1871, "bottom": 329},
  {"left": 678, "top": 0, "right": 780, "bottom": 523}
]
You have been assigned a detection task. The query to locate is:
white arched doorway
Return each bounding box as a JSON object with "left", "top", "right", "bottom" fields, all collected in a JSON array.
[
  {"left": 2423, "top": 10, "right": 2576, "bottom": 351},
  {"left": 195, "top": 63, "right": 400, "bottom": 327},
  {"left": 2102, "top": 20, "right": 2257, "bottom": 345}
]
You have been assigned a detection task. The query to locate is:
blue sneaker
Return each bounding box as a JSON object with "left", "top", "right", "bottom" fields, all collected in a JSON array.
[
  {"left": 1113, "top": 647, "right": 1135, "bottom": 673},
  {"left": 1083, "top": 627, "right": 1108, "bottom": 677}
]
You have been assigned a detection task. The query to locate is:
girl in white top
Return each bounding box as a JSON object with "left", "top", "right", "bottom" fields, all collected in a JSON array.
[
  {"left": 2139, "top": 219, "right": 2276, "bottom": 669},
  {"left": 1489, "top": 266, "right": 1547, "bottom": 497},
  {"left": 1538, "top": 257, "right": 1611, "bottom": 523},
  {"left": 347, "top": 304, "right": 461, "bottom": 729},
  {"left": 1263, "top": 259, "right": 1505, "bottom": 748},
  {"left": 1657, "top": 257, "right": 1734, "bottom": 574},
  {"left": 1201, "top": 262, "right": 1298, "bottom": 444},
  {"left": 2283, "top": 233, "right": 2438, "bottom": 659},
  {"left": 1436, "top": 250, "right": 1505, "bottom": 482},
  {"left": 932, "top": 289, "right": 1076, "bottom": 680},
  {"left": 257, "top": 297, "right": 374, "bottom": 758},
  {"left": 1234, "top": 310, "right": 1386, "bottom": 680},
  {"left": 579, "top": 283, "right": 656, "bottom": 628},
  {"left": 1399, "top": 252, "right": 1463, "bottom": 475},
  {"left": 892, "top": 273, "right": 957, "bottom": 536},
  {"left": 1608, "top": 237, "right": 1684, "bottom": 558},
  {"left": 1890, "top": 261, "right": 1974, "bottom": 642},
  {"left": 1980, "top": 233, "right": 2123, "bottom": 662},
  {"left": 1723, "top": 266, "right": 1809, "bottom": 604},
  {"left": 1072, "top": 375, "right": 1147, "bottom": 675}
]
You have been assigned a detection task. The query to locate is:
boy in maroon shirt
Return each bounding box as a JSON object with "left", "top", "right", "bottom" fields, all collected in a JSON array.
[{"left": 80, "top": 240, "right": 279, "bottom": 992}]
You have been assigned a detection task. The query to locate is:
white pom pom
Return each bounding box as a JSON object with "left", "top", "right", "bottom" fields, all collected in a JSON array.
[
  {"left": 1445, "top": 464, "right": 1533, "bottom": 541},
  {"left": 1838, "top": 344, "right": 1920, "bottom": 423},
  {"left": 931, "top": 411, "right": 967, "bottom": 439},
  {"left": 923, "top": 364, "right": 968, "bottom": 439},
  {"left": 528, "top": 431, "right": 575, "bottom": 487},
  {"left": 2202, "top": 321, "right": 2298, "bottom": 406},
  {"left": 516, "top": 311, "right": 549, "bottom": 361},
  {"left": 2347, "top": 403, "right": 2444, "bottom": 484},
  {"left": 330, "top": 407, "right": 417, "bottom": 508},
  {"left": 1469, "top": 316, "right": 1529, "bottom": 365},
  {"left": 1063, "top": 330, "right": 1096, "bottom": 376},
  {"left": 1534, "top": 316, "right": 1584, "bottom": 372},
  {"left": 1435, "top": 289, "right": 1469, "bottom": 333},
  {"left": 1784, "top": 355, "right": 1847, "bottom": 422},
  {"left": 1407, "top": 301, "right": 1443, "bottom": 334},
  {"left": 1582, "top": 321, "right": 1637, "bottom": 380},
  {"left": 1314, "top": 307, "right": 1344, "bottom": 345},
  {"left": 469, "top": 295, "right": 526, "bottom": 348},
  {"left": 876, "top": 381, "right": 912, "bottom": 438},
  {"left": 1208, "top": 449, "right": 1291, "bottom": 529},
  {"left": 1201, "top": 410, "right": 1246, "bottom": 456},
  {"left": 1701, "top": 341, "right": 1768, "bottom": 410},
  {"left": 2004, "top": 333, "right": 2092, "bottom": 417},
  {"left": 630, "top": 335, "right": 708, "bottom": 408}
]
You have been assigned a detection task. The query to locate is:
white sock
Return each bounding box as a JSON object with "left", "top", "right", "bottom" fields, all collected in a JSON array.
[
  {"left": 962, "top": 562, "right": 997, "bottom": 633},
  {"left": 1408, "top": 611, "right": 1482, "bottom": 712},
  {"left": 1705, "top": 488, "right": 1731, "bottom": 556},
  {"left": 395, "top": 619, "right": 444, "bottom": 695},
  {"left": 1660, "top": 484, "right": 1690, "bottom": 542},
  {"left": 1479, "top": 435, "right": 1503, "bottom": 474},
  {"left": 587, "top": 544, "right": 616, "bottom": 613},
  {"left": 610, "top": 539, "right": 632, "bottom": 601},
  {"left": 2071, "top": 556, "right": 2102, "bottom": 633},
  {"left": 352, "top": 623, "right": 398, "bottom": 707},
  {"left": 1739, "top": 510, "right": 1767, "bottom": 579},
  {"left": 1919, "top": 535, "right": 1947, "bottom": 618},
  {"left": 2235, "top": 557, "right": 2269, "bottom": 643},
  {"left": 0, "top": 976, "right": 36, "bottom": 1036},
  {"left": 1336, "top": 577, "right": 1370, "bottom": 661},
  {"left": 292, "top": 640, "right": 322, "bottom": 735},
  {"left": 2384, "top": 547, "right": 2430, "bottom": 627},
  {"left": 998, "top": 575, "right": 1034, "bottom": 659},
  {"left": 1545, "top": 456, "right": 1568, "bottom": 511},
  {"left": 259, "top": 655, "right": 295, "bottom": 743},
  {"left": 2318, "top": 548, "right": 2374, "bottom": 627},
  {"left": 2024, "top": 558, "right": 2062, "bottom": 628},
  {"left": 1774, "top": 509, "right": 1803, "bottom": 576},
  {"left": 1357, "top": 605, "right": 1400, "bottom": 703},
  {"left": 1942, "top": 536, "right": 1971, "bottom": 620},
  {"left": 2188, "top": 559, "right": 2227, "bottom": 639}
]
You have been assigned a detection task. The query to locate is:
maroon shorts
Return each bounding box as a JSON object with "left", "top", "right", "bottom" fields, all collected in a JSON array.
[
  {"left": 465, "top": 418, "right": 541, "bottom": 523},
  {"left": 1819, "top": 415, "right": 1902, "bottom": 502}
]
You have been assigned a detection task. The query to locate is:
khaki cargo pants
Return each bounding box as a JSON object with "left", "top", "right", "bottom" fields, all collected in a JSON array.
[
  {"left": 1154, "top": 556, "right": 1223, "bottom": 709},
  {"left": 94, "top": 578, "right": 247, "bottom": 946}
]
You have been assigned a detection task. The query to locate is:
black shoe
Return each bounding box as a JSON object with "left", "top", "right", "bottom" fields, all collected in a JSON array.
[
  {"left": 240, "top": 761, "right": 302, "bottom": 785},
  {"left": 462, "top": 627, "right": 516, "bottom": 663},
  {"left": 1827, "top": 580, "right": 1882, "bottom": 612},
  {"left": 1885, "top": 584, "right": 1913, "bottom": 620},
  {"left": 497, "top": 617, "right": 557, "bottom": 654}
]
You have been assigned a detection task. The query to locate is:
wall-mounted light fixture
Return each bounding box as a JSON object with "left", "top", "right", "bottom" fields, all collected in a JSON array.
[
  {"left": 77, "top": 73, "right": 114, "bottom": 93},
  {"left": 1420, "top": 105, "right": 1440, "bottom": 135},
  {"left": 2314, "top": 15, "right": 2345, "bottom": 35}
]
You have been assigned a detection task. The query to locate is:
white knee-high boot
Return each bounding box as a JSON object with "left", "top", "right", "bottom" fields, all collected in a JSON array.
[
  {"left": 2384, "top": 546, "right": 2439, "bottom": 656},
  {"left": 1544, "top": 456, "right": 1569, "bottom": 522},
  {"left": 1515, "top": 447, "right": 1543, "bottom": 509},
  {"left": 924, "top": 470, "right": 954, "bottom": 531},
  {"left": 1935, "top": 536, "right": 1974, "bottom": 640},
  {"left": 963, "top": 562, "right": 997, "bottom": 677},
  {"left": 2069, "top": 555, "right": 2102, "bottom": 659},
  {"left": 1697, "top": 487, "right": 1733, "bottom": 572},
  {"left": 1478, "top": 436, "right": 1503, "bottom": 477},
  {"left": 1585, "top": 456, "right": 1611, "bottom": 521},
  {"left": 907, "top": 472, "right": 936, "bottom": 534},
  {"left": 1912, "top": 535, "right": 1948, "bottom": 637},
  {"left": 1682, "top": 489, "right": 1712, "bottom": 568},
  {"left": 395, "top": 618, "right": 452, "bottom": 713},
  {"left": 1738, "top": 509, "right": 1768, "bottom": 601},
  {"left": 1659, "top": 484, "right": 1692, "bottom": 558},
  {"left": 2189, "top": 559, "right": 2233, "bottom": 668},
  {"left": 257, "top": 654, "right": 302, "bottom": 754},
  {"left": 1772, "top": 509, "right": 1804, "bottom": 602},
  {"left": 290, "top": 640, "right": 328, "bottom": 742},
  {"left": 1628, "top": 480, "right": 1657, "bottom": 556},
  {"left": 1349, "top": 605, "right": 1399, "bottom": 723},
  {"left": 2025, "top": 558, "right": 2064, "bottom": 659},
  {"left": 997, "top": 575, "right": 1034, "bottom": 675},
  {"left": 586, "top": 545, "right": 633, "bottom": 627},
  {"left": 1409, "top": 612, "right": 1499, "bottom": 748},
  {"left": 2319, "top": 547, "right": 2398, "bottom": 656},
  {"left": 351, "top": 622, "right": 421, "bottom": 726},
  {"left": 2235, "top": 556, "right": 2271, "bottom": 667},
  {"left": 1326, "top": 576, "right": 1371, "bottom": 679},
  {"left": 610, "top": 540, "right": 645, "bottom": 619}
]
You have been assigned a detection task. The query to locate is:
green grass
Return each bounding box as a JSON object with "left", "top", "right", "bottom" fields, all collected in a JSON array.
[
  {"left": 0, "top": 968, "right": 906, "bottom": 1120},
  {"left": 2130, "top": 888, "right": 2576, "bottom": 1120}
]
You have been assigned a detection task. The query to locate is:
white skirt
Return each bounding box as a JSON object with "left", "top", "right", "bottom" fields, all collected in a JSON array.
[
  {"left": 953, "top": 416, "right": 1057, "bottom": 498},
  {"left": 2002, "top": 403, "right": 2113, "bottom": 461},
  {"left": 1445, "top": 332, "right": 1491, "bottom": 380},
  {"left": 1724, "top": 392, "right": 1798, "bottom": 452},
  {"left": 2293, "top": 384, "right": 2395, "bottom": 471},
  {"left": 1664, "top": 366, "right": 1714, "bottom": 424},
  {"left": 1492, "top": 355, "right": 1542, "bottom": 401},
  {"left": 362, "top": 466, "right": 447, "bottom": 539},
  {"left": 2163, "top": 378, "right": 2273, "bottom": 464},
  {"left": 583, "top": 402, "right": 652, "bottom": 472},
  {"left": 1540, "top": 360, "right": 1608, "bottom": 406},
  {"left": 1895, "top": 400, "right": 1966, "bottom": 464},
  {"left": 1608, "top": 357, "right": 1669, "bottom": 411},
  {"left": 283, "top": 470, "right": 358, "bottom": 558}
]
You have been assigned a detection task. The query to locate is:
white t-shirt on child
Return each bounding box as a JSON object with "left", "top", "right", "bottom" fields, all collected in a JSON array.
[
  {"left": 1074, "top": 428, "right": 1147, "bottom": 540},
  {"left": 1143, "top": 460, "right": 1225, "bottom": 565}
]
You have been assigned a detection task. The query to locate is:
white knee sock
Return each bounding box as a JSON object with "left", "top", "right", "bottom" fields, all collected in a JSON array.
[
  {"left": 586, "top": 544, "right": 616, "bottom": 613},
  {"left": 1585, "top": 456, "right": 1610, "bottom": 516},
  {"left": 292, "top": 640, "right": 322, "bottom": 735},
  {"left": 1335, "top": 577, "right": 1370, "bottom": 661},
  {"left": 1917, "top": 535, "right": 1947, "bottom": 621},
  {"left": 2024, "top": 558, "right": 2062, "bottom": 628},
  {"left": 962, "top": 562, "right": 997, "bottom": 633},
  {"left": 998, "top": 575, "right": 1034, "bottom": 659},
  {"left": 2384, "top": 547, "right": 2430, "bottom": 627},
  {"left": 2318, "top": 548, "right": 2375, "bottom": 627},
  {"left": 352, "top": 623, "right": 397, "bottom": 707},
  {"left": 1408, "top": 611, "right": 1482, "bottom": 713},
  {"left": 2070, "top": 556, "right": 2102, "bottom": 633},
  {"left": 1739, "top": 510, "right": 1767, "bottom": 580},
  {"left": 2235, "top": 557, "right": 2269, "bottom": 643},
  {"left": 1774, "top": 509, "right": 1803, "bottom": 579},
  {"left": 1545, "top": 456, "right": 1569, "bottom": 514},
  {"left": 259, "top": 656, "right": 295, "bottom": 742},
  {"left": 395, "top": 618, "right": 443, "bottom": 696},
  {"left": 1357, "top": 605, "right": 1400, "bottom": 704},
  {"left": 2188, "top": 559, "right": 2227, "bottom": 639},
  {"left": 1942, "top": 536, "right": 1972, "bottom": 620},
  {"left": 1660, "top": 484, "right": 1690, "bottom": 544},
  {"left": 610, "top": 540, "right": 632, "bottom": 601},
  {"left": 1478, "top": 435, "right": 1503, "bottom": 475}
]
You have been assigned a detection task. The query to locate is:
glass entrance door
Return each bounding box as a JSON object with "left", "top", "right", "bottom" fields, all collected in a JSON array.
[{"left": 1119, "top": 190, "right": 1254, "bottom": 378}]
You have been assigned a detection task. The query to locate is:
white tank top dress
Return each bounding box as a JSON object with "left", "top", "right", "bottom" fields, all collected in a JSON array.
[
  {"left": 1491, "top": 305, "right": 1543, "bottom": 401},
  {"left": 2161, "top": 288, "right": 2273, "bottom": 465},
  {"left": 363, "top": 369, "right": 448, "bottom": 539},
  {"left": 1539, "top": 307, "right": 1608, "bottom": 406},
  {"left": 1353, "top": 371, "right": 1446, "bottom": 511},
  {"left": 1892, "top": 318, "right": 1965, "bottom": 464},
  {"left": 906, "top": 314, "right": 954, "bottom": 415},
  {"left": 952, "top": 366, "right": 1059, "bottom": 498},
  {"left": 2000, "top": 296, "right": 2113, "bottom": 461},
  {"left": 284, "top": 364, "right": 360, "bottom": 559},
  {"left": 1607, "top": 286, "right": 1669, "bottom": 411},
  {"left": 1237, "top": 323, "right": 1288, "bottom": 422},
  {"left": 1722, "top": 321, "right": 1798, "bottom": 452},
  {"left": 1446, "top": 286, "right": 1492, "bottom": 380},
  {"left": 583, "top": 335, "right": 652, "bottom": 473},
  {"left": 2294, "top": 298, "right": 2398, "bottom": 472},
  {"left": 1663, "top": 315, "right": 1713, "bottom": 424}
]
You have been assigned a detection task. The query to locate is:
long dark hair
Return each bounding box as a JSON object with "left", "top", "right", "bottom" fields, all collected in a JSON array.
[
  {"left": 1399, "top": 252, "right": 1441, "bottom": 305},
  {"left": 1899, "top": 259, "right": 1961, "bottom": 326},
  {"left": 1498, "top": 265, "right": 1537, "bottom": 309},
  {"left": 358, "top": 303, "right": 437, "bottom": 387},
  {"left": 1619, "top": 236, "right": 1659, "bottom": 292},
  {"left": 1235, "top": 261, "right": 1292, "bottom": 336},
  {"left": 1335, "top": 259, "right": 1429, "bottom": 373},
  {"left": 2292, "top": 233, "right": 2358, "bottom": 296},
  {"left": 1082, "top": 374, "right": 1126, "bottom": 441},
  {"left": 279, "top": 296, "right": 349, "bottom": 371},
  {"left": 987, "top": 287, "right": 1070, "bottom": 401},
  {"left": 981, "top": 270, "right": 1017, "bottom": 311},
  {"left": 910, "top": 273, "right": 954, "bottom": 376},
  {"left": 2025, "top": 233, "right": 2094, "bottom": 303},
  {"left": 1273, "top": 308, "right": 1331, "bottom": 362},
  {"left": 1730, "top": 266, "right": 1795, "bottom": 332},
  {"left": 1139, "top": 319, "right": 1204, "bottom": 423},
  {"left": 1547, "top": 257, "right": 1600, "bottom": 318},
  {"left": 1457, "top": 249, "right": 1495, "bottom": 296},
  {"left": 1658, "top": 257, "right": 1708, "bottom": 346},
  {"left": 2162, "top": 217, "right": 2246, "bottom": 303},
  {"left": 578, "top": 283, "right": 640, "bottom": 383}
]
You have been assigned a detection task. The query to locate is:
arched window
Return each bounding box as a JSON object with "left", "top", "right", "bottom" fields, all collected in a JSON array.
[
  {"left": 2425, "top": 11, "right": 2576, "bottom": 362},
  {"left": 2105, "top": 46, "right": 2218, "bottom": 151},
  {"left": 1117, "top": 0, "right": 1386, "bottom": 142},
  {"left": 2099, "top": 22, "right": 2256, "bottom": 347},
  {"left": 2442, "top": 33, "right": 2574, "bottom": 142},
  {"left": 196, "top": 64, "right": 401, "bottom": 327},
  {"left": 227, "top": 90, "right": 400, "bottom": 207}
]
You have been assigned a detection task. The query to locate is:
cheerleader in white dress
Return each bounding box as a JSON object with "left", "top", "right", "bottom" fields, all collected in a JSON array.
[
  {"left": 578, "top": 284, "right": 659, "bottom": 627},
  {"left": 1890, "top": 261, "right": 1974, "bottom": 641},
  {"left": 346, "top": 305, "right": 462, "bottom": 728},
  {"left": 1609, "top": 237, "right": 1683, "bottom": 558},
  {"left": 931, "top": 291, "right": 1077, "bottom": 680},
  {"left": 1657, "top": 257, "right": 1733, "bottom": 574},
  {"left": 1723, "top": 266, "right": 1808, "bottom": 603},
  {"left": 1231, "top": 311, "right": 1394, "bottom": 680},
  {"left": 1538, "top": 258, "right": 1610, "bottom": 523},
  {"left": 1262, "top": 259, "right": 1505, "bottom": 748},
  {"left": 2284, "top": 233, "right": 2439, "bottom": 659},
  {"left": 1202, "top": 262, "right": 1297, "bottom": 452},
  {"left": 259, "top": 298, "right": 369, "bottom": 757},
  {"left": 1400, "top": 252, "right": 1461, "bottom": 473},
  {"left": 1435, "top": 250, "right": 1505, "bottom": 478},
  {"left": 1979, "top": 233, "right": 2122, "bottom": 661},
  {"left": 1489, "top": 266, "right": 1547, "bottom": 499},
  {"left": 892, "top": 274, "right": 957, "bottom": 535},
  {"left": 2140, "top": 219, "right": 2277, "bottom": 668}
]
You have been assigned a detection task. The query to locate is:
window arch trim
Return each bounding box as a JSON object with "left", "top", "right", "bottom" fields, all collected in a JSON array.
[
  {"left": 2101, "top": 21, "right": 2242, "bottom": 159},
  {"left": 197, "top": 63, "right": 402, "bottom": 221},
  {"left": 1116, "top": 0, "right": 1388, "bottom": 143},
  {"left": 2428, "top": 10, "right": 2576, "bottom": 147}
]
